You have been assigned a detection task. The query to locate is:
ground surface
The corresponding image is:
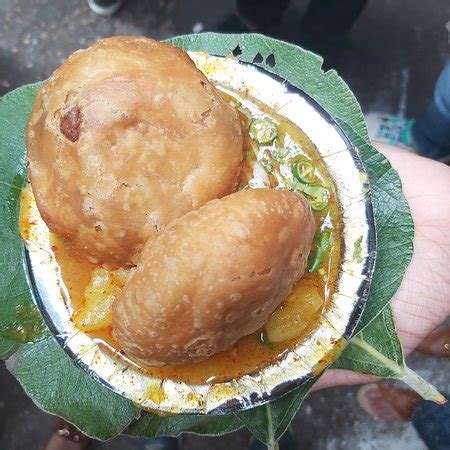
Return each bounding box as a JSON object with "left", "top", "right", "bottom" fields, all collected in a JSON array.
[{"left": 1, "top": 0, "right": 449, "bottom": 449}]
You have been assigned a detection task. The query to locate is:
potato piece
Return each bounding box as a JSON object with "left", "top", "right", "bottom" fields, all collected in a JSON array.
[
  {"left": 264, "top": 284, "right": 323, "bottom": 343},
  {"left": 73, "top": 267, "right": 127, "bottom": 332},
  {"left": 26, "top": 36, "right": 243, "bottom": 265},
  {"left": 112, "top": 188, "right": 316, "bottom": 366}
]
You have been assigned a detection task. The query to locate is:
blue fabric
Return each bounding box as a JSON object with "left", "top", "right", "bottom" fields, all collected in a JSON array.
[
  {"left": 413, "top": 61, "right": 450, "bottom": 159},
  {"left": 412, "top": 399, "right": 450, "bottom": 450},
  {"left": 434, "top": 61, "right": 450, "bottom": 118}
]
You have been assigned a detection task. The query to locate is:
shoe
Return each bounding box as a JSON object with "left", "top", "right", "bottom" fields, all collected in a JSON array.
[
  {"left": 417, "top": 325, "right": 450, "bottom": 358},
  {"left": 43, "top": 419, "right": 90, "bottom": 450},
  {"left": 87, "top": 0, "right": 122, "bottom": 16},
  {"left": 357, "top": 383, "right": 422, "bottom": 422}
]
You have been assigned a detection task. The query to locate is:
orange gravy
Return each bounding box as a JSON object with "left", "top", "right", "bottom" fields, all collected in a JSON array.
[{"left": 23, "top": 92, "right": 341, "bottom": 384}]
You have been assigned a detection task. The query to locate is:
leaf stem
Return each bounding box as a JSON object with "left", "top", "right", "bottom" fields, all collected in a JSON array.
[
  {"left": 400, "top": 367, "right": 447, "bottom": 404},
  {"left": 265, "top": 404, "right": 277, "bottom": 450},
  {"left": 351, "top": 337, "right": 447, "bottom": 404},
  {"left": 351, "top": 337, "right": 403, "bottom": 376},
  {"left": 266, "top": 441, "right": 279, "bottom": 450}
]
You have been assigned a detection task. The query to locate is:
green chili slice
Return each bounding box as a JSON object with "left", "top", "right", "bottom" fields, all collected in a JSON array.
[
  {"left": 292, "top": 160, "right": 315, "bottom": 184},
  {"left": 291, "top": 182, "right": 330, "bottom": 210},
  {"left": 249, "top": 118, "right": 278, "bottom": 145},
  {"left": 308, "top": 228, "right": 332, "bottom": 273},
  {"left": 302, "top": 184, "right": 330, "bottom": 210}
]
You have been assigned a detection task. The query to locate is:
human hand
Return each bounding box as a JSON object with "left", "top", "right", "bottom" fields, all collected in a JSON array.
[{"left": 315, "top": 142, "right": 450, "bottom": 390}]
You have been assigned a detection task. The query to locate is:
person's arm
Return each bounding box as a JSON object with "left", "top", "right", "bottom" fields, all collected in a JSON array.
[{"left": 315, "top": 142, "right": 450, "bottom": 390}]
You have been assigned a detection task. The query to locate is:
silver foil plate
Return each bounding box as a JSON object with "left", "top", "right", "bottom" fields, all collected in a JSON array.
[{"left": 23, "top": 53, "right": 376, "bottom": 415}]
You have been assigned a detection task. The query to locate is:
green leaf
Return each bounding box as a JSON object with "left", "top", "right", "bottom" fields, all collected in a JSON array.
[
  {"left": 344, "top": 131, "right": 414, "bottom": 332},
  {"left": 0, "top": 84, "right": 46, "bottom": 359},
  {"left": 333, "top": 306, "right": 402, "bottom": 378},
  {"left": 6, "top": 335, "right": 139, "bottom": 440},
  {"left": 335, "top": 307, "right": 445, "bottom": 404},
  {"left": 128, "top": 412, "right": 242, "bottom": 437},
  {"left": 0, "top": 34, "right": 418, "bottom": 444},
  {"left": 235, "top": 378, "right": 317, "bottom": 446},
  {"left": 0, "top": 84, "right": 139, "bottom": 441}
]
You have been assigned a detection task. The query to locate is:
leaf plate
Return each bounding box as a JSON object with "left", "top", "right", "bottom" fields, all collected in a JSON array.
[{"left": 0, "top": 33, "right": 417, "bottom": 443}]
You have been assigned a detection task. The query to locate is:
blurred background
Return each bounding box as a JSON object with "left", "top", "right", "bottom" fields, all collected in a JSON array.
[{"left": 0, "top": 0, "right": 449, "bottom": 449}]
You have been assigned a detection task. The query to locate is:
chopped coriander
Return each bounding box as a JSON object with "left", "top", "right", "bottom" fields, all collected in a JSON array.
[
  {"left": 353, "top": 236, "right": 363, "bottom": 263},
  {"left": 260, "top": 332, "right": 278, "bottom": 350}
]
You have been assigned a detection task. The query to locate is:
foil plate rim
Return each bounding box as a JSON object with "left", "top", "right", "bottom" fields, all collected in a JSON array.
[{"left": 24, "top": 53, "right": 377, "bottom": 415}]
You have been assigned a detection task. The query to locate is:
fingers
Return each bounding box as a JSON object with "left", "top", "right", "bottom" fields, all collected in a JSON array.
[
  {"left": 373, "top": 142, "right": 450, "bottom": 354},
  {"left": 312, "top": 369, "right": 375, "bottom": 391},
  {"left": 313, "top": 144, "right": 450, "bottom": 392}
]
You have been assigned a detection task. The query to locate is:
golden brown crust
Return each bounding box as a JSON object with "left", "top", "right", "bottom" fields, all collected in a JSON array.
[
  {"left": 26, "top": 36, "right": 243, "bottom": 264},
  {"left": 112, "top": 188, "right": 316, "bottom": 366}
]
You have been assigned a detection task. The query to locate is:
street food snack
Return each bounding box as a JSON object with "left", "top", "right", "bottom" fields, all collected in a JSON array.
[
  {"left": 26, "top": 36, "right": 244, "bottom": 265},
  {"left": 21, "top": 38, "right": 342, "bottom": 384},
  {"left": 112, "top": 188, "right": 316, "bottom": 365}
]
